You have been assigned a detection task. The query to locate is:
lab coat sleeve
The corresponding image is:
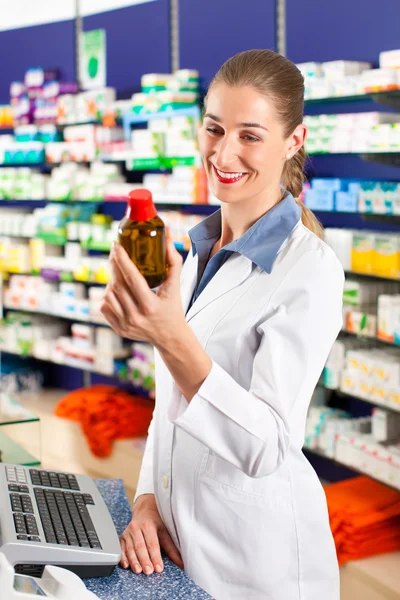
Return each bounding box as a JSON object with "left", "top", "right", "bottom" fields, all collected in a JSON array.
[
  {"left": 168, "top": 247, "right": 344, "bottom": 478},
  {"left": 133, "top": 414, "right": 155, "bottom": 502}
]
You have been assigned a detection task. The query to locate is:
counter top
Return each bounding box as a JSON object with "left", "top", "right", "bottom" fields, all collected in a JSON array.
[{"left": 84, "top": 479, "right": 213, "bottom": 600}]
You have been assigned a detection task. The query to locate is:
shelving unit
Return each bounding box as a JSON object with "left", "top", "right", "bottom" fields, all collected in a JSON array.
[
  {"left": 304, "top": 87, "right": 400, "bottom": 497},
  {"left": 303, "top": 446, "right": 400, "bottom": 492},
  {"left": 0, "top": 347, "right": 153, "bottom": 398}
]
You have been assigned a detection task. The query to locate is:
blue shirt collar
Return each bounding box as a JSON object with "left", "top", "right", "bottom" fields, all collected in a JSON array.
[{"left": 188, "top": 192, "right": 301, "bottom": 274}]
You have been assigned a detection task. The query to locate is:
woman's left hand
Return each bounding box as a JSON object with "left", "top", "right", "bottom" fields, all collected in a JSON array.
[{"left": 100, "top": 241, "right": 187, "bottom": 348}]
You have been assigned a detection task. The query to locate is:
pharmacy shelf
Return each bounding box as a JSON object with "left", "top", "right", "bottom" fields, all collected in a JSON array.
[
  {"left": 340, "top": 328, "right": 400, "bottom": 349},
  {"left": 304, "top": 89, "right": 400, "bottom": 108},
  {"left": 307, "top": 151, "right": 400, "bottom": 167},
  {"left": 0, "top": 347, "right": 154, "bottom": 398},
  {"left": 2, "top": 304, "right": 109, "bottom": 328},
  {"left": 345, "top": 270, "right": 400, "bottom": 283},
  {"left": 303, "top": 446, "right": 400, "bottom": 492},
  {"left": 0, "top": 200, "right": 49, "bottom": 209},
  {"left": 122, "top": 106, "right": 202, "bottom": 140},
  {"left": 0, "top": 199, "right": 218, "bottom": 216},
  {"left": 313, "top": 209, "right": 400, "bottom": 219},
  {"left": 317, "top": 380, "right": 400, "bottom": 414},
  {"left": 1, "top": 269, "right": 107, "bottom": 285}
]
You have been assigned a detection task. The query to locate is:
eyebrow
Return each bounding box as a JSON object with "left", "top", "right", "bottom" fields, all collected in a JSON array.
[{"left": 204, "top": 113, "right": 268, "bottom": 132}]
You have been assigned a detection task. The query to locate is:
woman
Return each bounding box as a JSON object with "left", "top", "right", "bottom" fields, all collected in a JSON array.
[{"left": 101, "top": 49, "right": 344, "bottom": 600}]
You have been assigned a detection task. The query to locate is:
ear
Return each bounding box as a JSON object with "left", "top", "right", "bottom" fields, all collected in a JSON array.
[{"left": 284, "top": 124, "right": 307, "bottom": 159}]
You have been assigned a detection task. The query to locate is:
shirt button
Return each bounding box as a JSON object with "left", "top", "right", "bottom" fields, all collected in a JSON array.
[{"left": 162, "top": 475, "right": 169, "bottom": 489}]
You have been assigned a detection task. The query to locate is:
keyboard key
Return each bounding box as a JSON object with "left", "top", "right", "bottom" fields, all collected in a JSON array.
[
  {"left": 58, "top": 474, "right": 71, "bottom": 489},
  {"left": 79, "top": 540, "right": 91, "bottom": 547},
  {"left": 58, "top": 539, "right": 69, "bottom": 546},
  {"left": 83, "top": 494, "right": 95, "bottom": 505},
  {"left": 19, "top": 485, "right": 29, "bottom": 494},
  {"left": 40, "top": 472, "right": 51, "bottom": 487},
  {"left": 17, "top": 535, "right": 29, "bottom": 541},
  {"left": 28, "top": 536, "right": 41, "bottom": 543},
  {"left": 14, "top": 514, "right": 27, "bottom": 534},
  {"left": 21, "top": 496, "right": 34, "bottom": 514},
  {"left": 49, "top": 473, "right": 61, "bottom": 488},
  {"left": 90, "top": 540, "right": 102, "bottom": 549},
  {"left": 66, "top": 475, "right": 80, "bottom": 491},
  {"left": 10, "top": 494, "right": 23, "bottom": 513},
  {"left": 25, "top": 515, "right": 39, "bottom": 536},
  {"left": 8, "top": 484, "right": 20, "bottom": 492}
]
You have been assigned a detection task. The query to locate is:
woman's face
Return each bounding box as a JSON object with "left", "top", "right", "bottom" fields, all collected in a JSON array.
[{"left": 198, "top": 83, "right": 305, "bottom": 204}]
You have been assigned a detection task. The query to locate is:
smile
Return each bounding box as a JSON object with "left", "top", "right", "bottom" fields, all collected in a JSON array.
[{"left": 212, "top": 165, "right": 247, "bottom": 184}]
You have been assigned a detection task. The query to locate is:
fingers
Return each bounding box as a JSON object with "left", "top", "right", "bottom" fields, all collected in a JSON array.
[
  {"left": 112, "top": 242, "right": 153, "bottom": 310},
  {"left": 132, "top": 526, "right": 158, "bottom": 576},
  {"left": 159, "top": 527, "right": 184, "bottom": 569},
  {"left": 120, "top": 536, "right": 128, "bottom": 569},
  {"left": 142, "top": 523, "right": 164, "bottom": 573},
  {"left": 109, "top": 266, "right": 138, "bottom": 317},
  {"left": 103, "top": 285, "right": 125, "bottom": 320},
  {"left": 120, "top": 535, "right": 142, "bottom": 574}
]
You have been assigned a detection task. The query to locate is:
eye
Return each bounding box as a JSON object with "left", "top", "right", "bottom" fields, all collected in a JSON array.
[
  {"left": 206, "top": 126, "right": 223, "bottom": 135},
  {"left": 242, "top": 134, "right": 260, "bottom": 142}
]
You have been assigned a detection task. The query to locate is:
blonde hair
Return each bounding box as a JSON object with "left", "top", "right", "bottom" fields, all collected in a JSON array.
[{"left": 208, "top": 49, "right": 324, "bottom": 239}]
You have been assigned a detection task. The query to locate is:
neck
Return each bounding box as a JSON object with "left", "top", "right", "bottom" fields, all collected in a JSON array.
[{"left": 218, "top": 183, "right": 283, "bottom": 248}]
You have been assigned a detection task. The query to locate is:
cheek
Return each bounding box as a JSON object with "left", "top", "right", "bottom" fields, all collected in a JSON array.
[
  {"left": 251, "top": 141, "right": 285, "bottom": 173},
  {"left": 198, "top": 130, "right": 213, "bottom": 158}
]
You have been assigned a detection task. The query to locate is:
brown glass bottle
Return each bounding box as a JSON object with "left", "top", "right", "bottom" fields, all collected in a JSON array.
[{"left": 118, "top": 189, "right": 167, "bottom": 289}]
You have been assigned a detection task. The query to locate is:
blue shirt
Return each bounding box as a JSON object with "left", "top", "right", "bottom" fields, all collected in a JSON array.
[{"left": 187, "top": 192, "right": 301, "bottom": 311}]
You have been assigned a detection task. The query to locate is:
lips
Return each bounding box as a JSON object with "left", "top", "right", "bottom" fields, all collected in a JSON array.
[{"left": 212, "top": 164, "right": 247, "bottom": 184}]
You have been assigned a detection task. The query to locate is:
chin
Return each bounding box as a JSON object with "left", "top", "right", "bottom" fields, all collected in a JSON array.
[{"left": 211, "top": 188, "right": 241, "bottom": 204}]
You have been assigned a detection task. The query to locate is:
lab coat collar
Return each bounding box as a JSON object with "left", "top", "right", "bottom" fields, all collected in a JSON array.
[
  {"left": 184, "top": 252, "right": 253, "bottom": 323},
  {"left": 188, "top": 192, "right": 301, "bottom": 274}
]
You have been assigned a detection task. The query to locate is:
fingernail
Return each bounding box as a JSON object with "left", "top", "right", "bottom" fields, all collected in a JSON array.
[
  {"left": 134, "top": 564, "right": 142, "bottom": 574},
  {"left": 122, "top": 561, "right": 128, "bottom": 569},
  {"left": 155, "top": 564, "right": 163, "bottom": 573},
  {"left": 144, "top": 566, "right": 153, "bottom": 575}
]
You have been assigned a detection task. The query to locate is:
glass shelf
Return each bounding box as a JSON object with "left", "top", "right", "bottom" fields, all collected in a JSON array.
[
  {"left": 0, "top": 430, "right": 40, "bottom": 466},
  {"left": 304, "top": 89, "right": 400, "bottom": 109}
]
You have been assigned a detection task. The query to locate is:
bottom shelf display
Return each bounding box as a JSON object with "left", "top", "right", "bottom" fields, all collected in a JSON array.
[{"left": 303, "top": 446, "right": 400, "bottom": 492}]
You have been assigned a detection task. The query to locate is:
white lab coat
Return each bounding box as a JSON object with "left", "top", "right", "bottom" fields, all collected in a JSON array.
[{"left": 135, "top": 219, "right": 344, "bottom": 600}]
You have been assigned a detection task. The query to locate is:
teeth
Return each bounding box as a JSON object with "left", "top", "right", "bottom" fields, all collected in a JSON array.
[{"left": 216, "top": 168, "right": 244, "bottom": 179}]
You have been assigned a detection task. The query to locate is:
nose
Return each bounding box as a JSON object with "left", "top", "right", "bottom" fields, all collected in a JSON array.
[{"left": 214, "top": 134, "right": 238, "bottom": 168}]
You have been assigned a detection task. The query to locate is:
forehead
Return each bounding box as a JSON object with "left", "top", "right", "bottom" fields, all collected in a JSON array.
[{"left": 205, "top": 83, "right": 277, "bottom": 125}]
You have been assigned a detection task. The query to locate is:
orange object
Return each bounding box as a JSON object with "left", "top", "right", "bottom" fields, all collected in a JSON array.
[
  {"left": 55, "top": 384, "right": 154, "bottom": 457},
  {"left": 324, "top": 476, "right": 400, "bottom": 565}
]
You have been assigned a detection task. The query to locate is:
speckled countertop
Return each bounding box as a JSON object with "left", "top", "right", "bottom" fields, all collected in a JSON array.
[{"left": 84, "top": 479, "right": 214, "bottom": 600}]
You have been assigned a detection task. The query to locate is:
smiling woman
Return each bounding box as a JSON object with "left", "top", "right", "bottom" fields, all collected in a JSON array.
[{"left": 104, "top": 49, "right": 344, "bottom": 600}]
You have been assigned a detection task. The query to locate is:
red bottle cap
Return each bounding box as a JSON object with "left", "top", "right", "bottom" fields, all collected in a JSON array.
[{"left": 126, "top": 189, "right": 157, "bottom": 221}]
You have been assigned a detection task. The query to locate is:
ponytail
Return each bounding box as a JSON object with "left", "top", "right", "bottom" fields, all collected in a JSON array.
[{"left": 282, "top": 147, "right": 324, "bottom": 240}]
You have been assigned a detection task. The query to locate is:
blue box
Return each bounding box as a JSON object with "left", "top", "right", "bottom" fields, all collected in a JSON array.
[
  {"left": 304, "top": 189, "right": 335, "bottom": 211},
  {"left": 311, "top": 178, "right": 345, "bottom": 191},
  {"left": 335, "top": 191, "right": 358, "bottom": 213}
]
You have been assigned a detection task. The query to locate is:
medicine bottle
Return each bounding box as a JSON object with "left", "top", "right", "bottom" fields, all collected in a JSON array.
[{"left": 118, "top": 189, "right": 167, "bottom": 288}]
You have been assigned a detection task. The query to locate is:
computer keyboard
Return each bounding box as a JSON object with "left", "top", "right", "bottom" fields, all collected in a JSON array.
[{"left": 0, "top": 464, "right": 121, "bottom": 578}]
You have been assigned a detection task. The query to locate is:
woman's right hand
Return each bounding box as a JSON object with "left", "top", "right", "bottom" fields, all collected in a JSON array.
[{"left": 120, "top": 493, "right": 184, "bottom": 575}]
